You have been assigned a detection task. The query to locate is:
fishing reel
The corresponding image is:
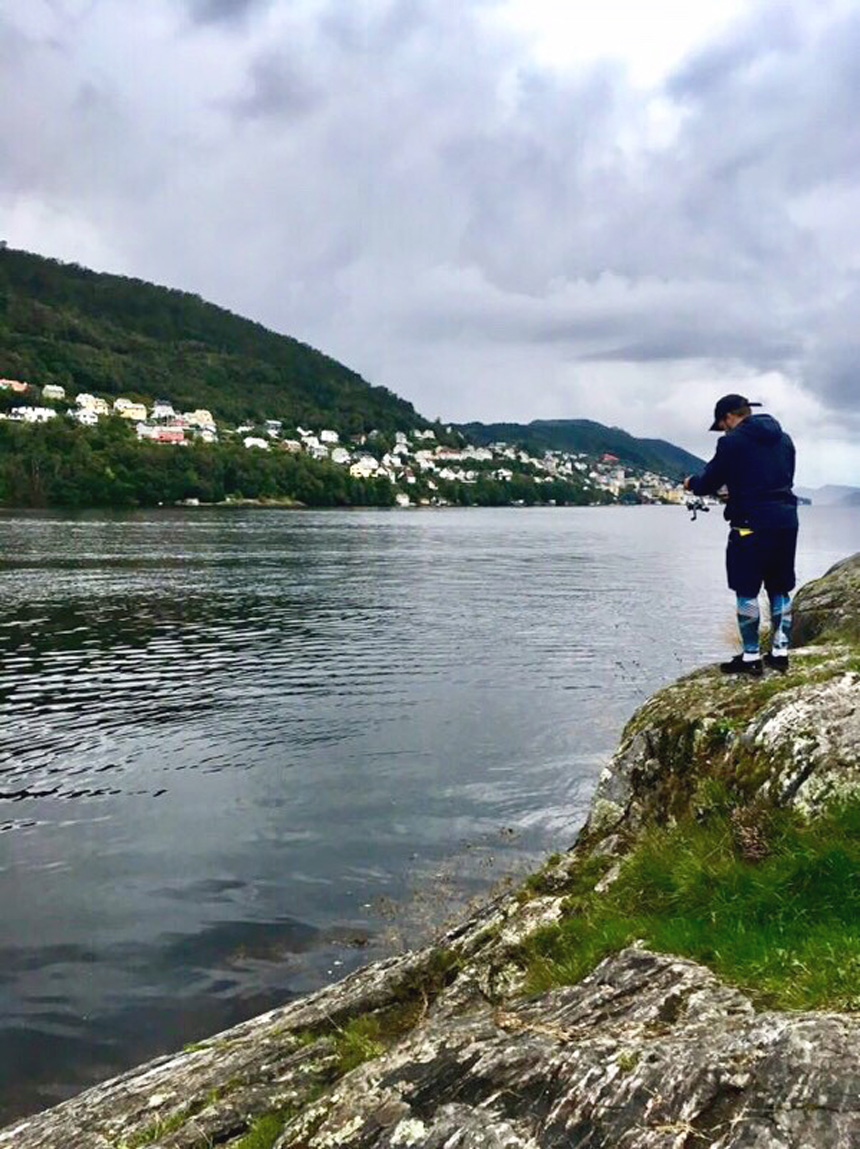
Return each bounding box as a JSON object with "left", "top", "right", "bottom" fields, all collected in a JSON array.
[{"left": 686, "top": 497, "right": 710, "bottom": 521}]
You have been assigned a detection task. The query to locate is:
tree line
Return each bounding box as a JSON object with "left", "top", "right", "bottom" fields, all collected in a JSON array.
[{"left": 0, "top": 419, "right": 605, "bottom": 510}]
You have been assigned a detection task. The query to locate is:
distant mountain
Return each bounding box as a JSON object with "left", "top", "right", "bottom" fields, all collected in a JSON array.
[
  {"left": 795, "top": 484, "right": 860, "bottom": 506},
  {"left": 455, "top": 419, "right": 704, "bottom": 479},
  {"left": 0, "top": 245, "right": 423, "bottom": 433}
]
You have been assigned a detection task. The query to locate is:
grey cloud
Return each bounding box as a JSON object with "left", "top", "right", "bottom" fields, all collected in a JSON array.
[
  {"left": 186, "top": 0, "right": 268, "bottom": 24},
  {"left": 229, "top": 50, "right": 322, "bottom": 119},
  {"left": 319, "top": 0, "right": 437, "bottom": 55},
  {"left": 801, "top": 284, "right": 860, "bottom": 413},
  {"left": 578, "top": 334, "right": 802, "bottom": 366},
  {"left": 668, "top": 3, "right": 803, "bottom": 100}
]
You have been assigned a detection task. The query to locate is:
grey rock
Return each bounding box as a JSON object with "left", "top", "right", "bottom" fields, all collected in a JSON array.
[
  {"left": 277, "top": 949, "right": 860, "bottom": 1148},
  {"left": 745, "top": 671, "right": 860, "bottom": 812},
  {"left": 793, "top": 551, "right": 860, "bottom": 645},
  {"left": 584, "top": 646, "right": 860, "bottom": 840}
]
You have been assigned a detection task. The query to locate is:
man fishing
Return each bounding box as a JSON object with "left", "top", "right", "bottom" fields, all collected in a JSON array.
[{"left": 684, "top": 394, "right": 799, "bottom": 677}]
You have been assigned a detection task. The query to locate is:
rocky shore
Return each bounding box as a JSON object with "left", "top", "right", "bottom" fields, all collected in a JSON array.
[{"left": 4, "top": 556, "right": 859, "bottom": 1149}]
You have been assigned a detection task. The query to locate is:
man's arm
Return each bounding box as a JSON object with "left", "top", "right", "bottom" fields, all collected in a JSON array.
[{"left": 686, "top": 437, "right": 730, "bottom": 496}]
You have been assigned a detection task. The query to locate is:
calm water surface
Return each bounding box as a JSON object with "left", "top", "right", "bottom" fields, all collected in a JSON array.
[{"left": 0, "top": 505, "right": 856, "bottom": 1120}]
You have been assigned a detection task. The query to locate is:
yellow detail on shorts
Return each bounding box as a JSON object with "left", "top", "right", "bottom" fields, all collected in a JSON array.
[{"left": 737, "top": 528, "right": 754, "bottom": 537}]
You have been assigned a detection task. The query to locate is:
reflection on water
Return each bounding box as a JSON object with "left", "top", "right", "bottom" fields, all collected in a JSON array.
[{"left": 0, "top": 505, "right": 855, "bottom": 1121}]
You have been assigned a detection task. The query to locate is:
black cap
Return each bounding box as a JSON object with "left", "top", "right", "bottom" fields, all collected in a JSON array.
[{"left": 709, "top": 394, "right": 762, "bottom": 431}]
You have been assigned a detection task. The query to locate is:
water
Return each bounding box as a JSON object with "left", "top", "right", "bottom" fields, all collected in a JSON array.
[{"left": 0, "top": 505, "right": 855, "bottom": 1121}]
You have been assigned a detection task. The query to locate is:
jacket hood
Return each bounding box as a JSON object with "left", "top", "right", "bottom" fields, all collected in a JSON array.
[{"left": 733, "top": 413, "right": 782, "bottom": 444}]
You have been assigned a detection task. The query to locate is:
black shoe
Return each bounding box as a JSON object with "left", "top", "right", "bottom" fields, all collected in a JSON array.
[
  {"left": 764, "top": 653, "right": 789, "bottom": 673},
  {"left": 720, "top": 654, "right": 763, "bottom": 677}
]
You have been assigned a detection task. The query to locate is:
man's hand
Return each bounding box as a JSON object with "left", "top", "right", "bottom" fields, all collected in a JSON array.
[{"left": 683, "top": 476, "right": 692, "bottom": 491}]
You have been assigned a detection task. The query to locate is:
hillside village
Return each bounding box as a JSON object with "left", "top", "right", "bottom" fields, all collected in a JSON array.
[{"left": 0, "top": 376, "right": 689, "bottom": 508}]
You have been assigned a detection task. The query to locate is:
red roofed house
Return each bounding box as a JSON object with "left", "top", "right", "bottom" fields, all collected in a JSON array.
[{"left": 156, "top": 427, "right": 185, "bottom": 444}]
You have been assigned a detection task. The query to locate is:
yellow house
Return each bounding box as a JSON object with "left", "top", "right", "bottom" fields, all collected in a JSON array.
[
  {"left": 118, "top": 403, "right": 148, "bottom": 421},
  {"left": 185, "top": 409, "right": 216, "bottom": 428}
]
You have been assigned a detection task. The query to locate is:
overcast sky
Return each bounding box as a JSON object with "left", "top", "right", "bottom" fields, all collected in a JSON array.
[{"left": 2, "top": 0, "right": 859, "bottom": 483}]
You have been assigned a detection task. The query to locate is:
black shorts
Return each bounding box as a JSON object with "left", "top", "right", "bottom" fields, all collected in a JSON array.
[{"left": 726, "top": 526, "right": 798, "bottom": 598}]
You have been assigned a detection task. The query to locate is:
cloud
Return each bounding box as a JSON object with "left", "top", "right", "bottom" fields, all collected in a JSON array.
[
  {"left": 0, "top": 0, "right": 858, "bottom": 481},
  {"left": 228, "top": 49, "right": 323, "bottom": 119},
  {"left": 185, "top": 0, "right": 269, "bottom": 25}
]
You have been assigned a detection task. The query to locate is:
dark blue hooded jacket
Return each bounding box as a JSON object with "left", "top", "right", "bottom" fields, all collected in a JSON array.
[{"left": 688, "top": 414, "right": 798, "bottom": 529}]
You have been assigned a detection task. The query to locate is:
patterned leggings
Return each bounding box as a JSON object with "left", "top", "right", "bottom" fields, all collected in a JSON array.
[{"left": 737, "top": 593, "right": 792, "bottom": 655}]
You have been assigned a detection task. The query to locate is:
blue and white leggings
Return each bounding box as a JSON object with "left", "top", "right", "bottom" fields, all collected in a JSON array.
[{"left": 737, "top": 593, "right": 792, "bottom": 657}]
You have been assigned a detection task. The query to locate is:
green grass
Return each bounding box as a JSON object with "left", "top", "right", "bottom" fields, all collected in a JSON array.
[
  {"left": 525, "top": 799, "right": 860, "bottom": 1012},
  {"left": 233, "top": 1111, "right": 290, "bottom": 1149},
  {"left": 120, "top": 1110, "right": 189, "bottom": 1148},
  {"left": 329, "top": 1016, "right": 386, "bottom": 1074}
]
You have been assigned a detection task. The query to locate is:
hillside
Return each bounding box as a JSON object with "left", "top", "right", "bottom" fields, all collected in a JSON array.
[
  {"left": 456, "top": 418, "right": 705, "bottom": 478},
  {"left": 0, "top": 245, "right": 422, "bottom": 433},
  {"left": 796, "top": 484, "right": 860, "bottom": 506}
]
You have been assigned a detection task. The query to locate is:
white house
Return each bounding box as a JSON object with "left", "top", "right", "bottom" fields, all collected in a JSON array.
[
  {"left": 330, "top": 447, "right": 351, "bottom": 465},
  {"left": 281, "top": 439, "right": 303, "bottom": 453},
  {"left": 76, "top": 393, "right": 109, "bottom": 414},
  {"left": 414, "top": 429, "right": 436, "bottom": 441},
  {"left": 265, "top": 420, "right": 282, "bottom": 436},
  {"left": 319, "top": 429, "right": 339, "bottom": 444},
  {"left": 75, "top": 408, "right": 99, "bottom": 426},
  {"left": 11, "top": 406, "right": 56, "bottom": 423},
  {"left": 395, "top": 492, "right": 411, "bottom": 507},
  {"left": 243, "top": 436, "right": 270, "bottom": 450},
  {"left": 349, "top": 456, "right": 379, "bottom": 479},
  {"left": 42, "top": 384, "right": 66, "bottom": 401},
  {"left": 151, "top": 400, "right": 176, "bottom": 421},
  {"left": 395, "top": 431, "right": 409, "bottom": 445}
]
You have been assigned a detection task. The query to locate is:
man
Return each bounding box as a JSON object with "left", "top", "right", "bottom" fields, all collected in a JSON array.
[{"left": 684, "top": 394, "right": 798, "bottom": 677}]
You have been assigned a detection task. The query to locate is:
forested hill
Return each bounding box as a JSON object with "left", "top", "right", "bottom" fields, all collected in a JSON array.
[
  {"left": 0, "top": 245, "right": 422, "bottom": 433},
  {"left": 457, "top": 419, "right": 705, "bottom": 478}
]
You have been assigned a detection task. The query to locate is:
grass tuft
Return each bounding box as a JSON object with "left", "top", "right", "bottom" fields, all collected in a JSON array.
[
  {"left": 524, "top": 799, "right": 860, "bottom": 1012},
  {"left": 120, "top": 1109, "right": 189, "bottom": 1148},
  {"left": 233, "top": 1111, "right": 289, "bottom": 1149},
  {"left": 330, "top": 1016, "right": 386, "bottom": 1074}
]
